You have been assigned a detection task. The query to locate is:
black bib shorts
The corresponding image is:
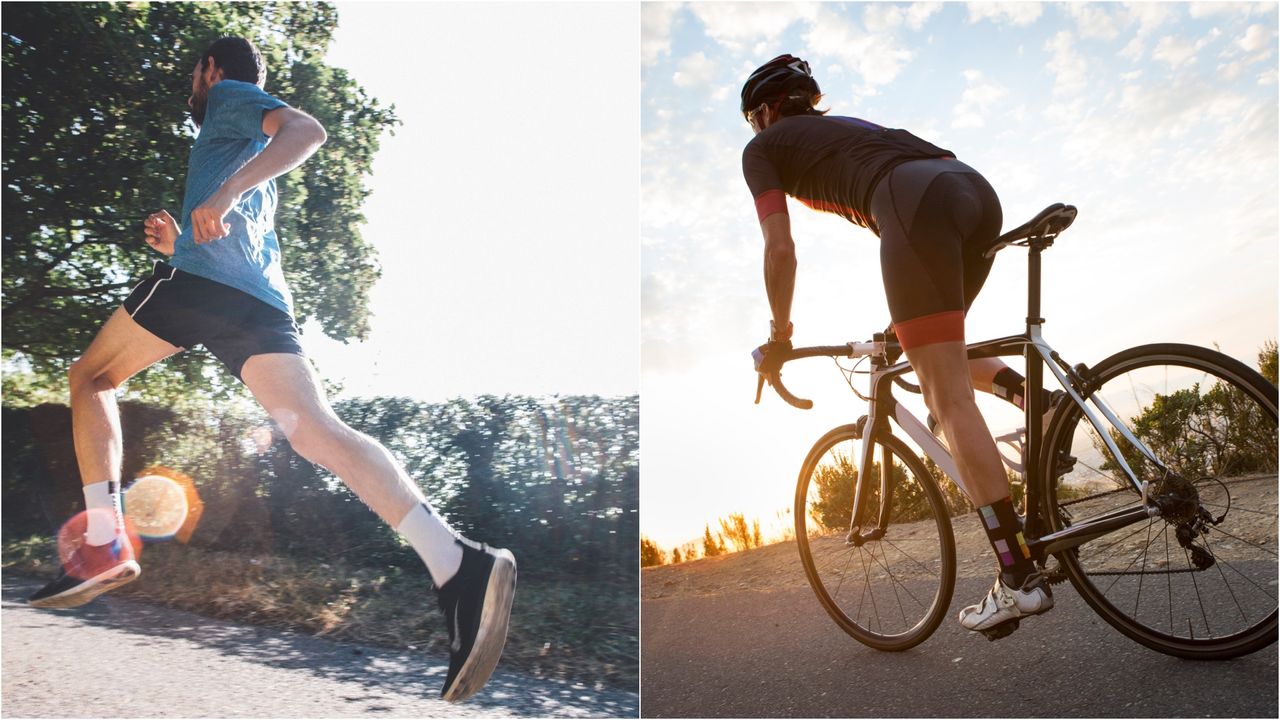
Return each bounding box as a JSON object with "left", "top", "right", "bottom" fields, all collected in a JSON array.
[
  {"left": 121, "top": 261, "right": 305, "bottom": 381},
  {"left": 869, "top": 158, "right": 1003, "bottom": 350}
]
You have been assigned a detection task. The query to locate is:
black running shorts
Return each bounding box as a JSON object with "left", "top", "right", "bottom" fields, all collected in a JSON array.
[
  {"left": 869, "top": 158, "right": 1003, "bottom": 351},
  {"left": 121, "top": 261, "right": 305, "bottom": 381}
]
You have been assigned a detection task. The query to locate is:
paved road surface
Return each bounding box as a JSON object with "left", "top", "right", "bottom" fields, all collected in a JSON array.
[
  {"left": 2, "top": 575, "right": 637, "bottom": 718},
  {"left": 642, "top": 573, "right": 1277, "bottom": 717}
]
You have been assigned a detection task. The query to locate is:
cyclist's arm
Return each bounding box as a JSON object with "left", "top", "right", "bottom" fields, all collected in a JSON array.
[
  {"left": 744, "top": 140, "right": 796, "bottom": 341},
  {"left": 761, "top": 212, "right": 796, "bottom": 340}
]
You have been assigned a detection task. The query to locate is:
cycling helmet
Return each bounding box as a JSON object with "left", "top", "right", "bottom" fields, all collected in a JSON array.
[{"left": 740, "top": 54, "right": 820, "bottom": 119}]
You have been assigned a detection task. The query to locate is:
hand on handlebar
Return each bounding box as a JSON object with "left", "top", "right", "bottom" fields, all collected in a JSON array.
[
  {"left": 752, "top": 338, "right": 792, "bottom": 376},
  {"left": 753, "top": 338, "right": 791, "bottom": 404}
]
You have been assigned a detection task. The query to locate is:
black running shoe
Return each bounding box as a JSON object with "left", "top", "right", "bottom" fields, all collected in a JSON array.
[
  {"left": 436, "top": 539, "right": 517, "bottom": 703},
  {"left": 28, "top": 534, "right": 140, "bottom": 609}
]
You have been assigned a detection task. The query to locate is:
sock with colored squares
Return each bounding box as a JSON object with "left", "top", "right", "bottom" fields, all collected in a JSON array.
[
  {"left": 991, "top": 367, "right": 1052, "bottom": 412},
  {"left": 977, "top": 496, "right": 1034, "bottom": 587},
  {"left": 83, "top": 480, "right": 124, "bottom": 545}
]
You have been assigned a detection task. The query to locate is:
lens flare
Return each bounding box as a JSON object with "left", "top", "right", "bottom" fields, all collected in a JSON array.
[{"left": 124, "top": 466, "right": 204, "bottom": 543}]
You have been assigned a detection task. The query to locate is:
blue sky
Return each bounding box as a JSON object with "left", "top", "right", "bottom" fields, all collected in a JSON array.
[{"left": 640, "top": 2, "right": 1279, "bottom": 551}]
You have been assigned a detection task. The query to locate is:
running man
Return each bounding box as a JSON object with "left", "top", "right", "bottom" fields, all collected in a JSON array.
[
  {"left": 28, "top": 37, "right": 515, "bottom": 702},
  {"left": 743, "top": 55, "right": 1058, "bottom": 639}
]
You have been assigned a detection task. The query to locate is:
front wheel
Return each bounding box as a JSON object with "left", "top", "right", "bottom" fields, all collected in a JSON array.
[
  {"left": 795, "top": 427, "right": 956, "bottom": 651},
  {"left": 1040, "top": 344, "right": 1278, "bottom": 659}
]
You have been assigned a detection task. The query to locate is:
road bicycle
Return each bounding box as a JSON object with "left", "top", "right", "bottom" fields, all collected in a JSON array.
[{"left": 756, "top": 204, "right": 1278, "bottom": 659}]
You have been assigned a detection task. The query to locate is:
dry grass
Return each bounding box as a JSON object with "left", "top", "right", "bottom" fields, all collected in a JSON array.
[{"left": 2, "top": 536, "right": 637, "bottom": 692}]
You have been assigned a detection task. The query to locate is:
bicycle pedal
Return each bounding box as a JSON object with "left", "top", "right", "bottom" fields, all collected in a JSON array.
[{"left": 979, "top": 618, "right": 1020, "bottom": 641}]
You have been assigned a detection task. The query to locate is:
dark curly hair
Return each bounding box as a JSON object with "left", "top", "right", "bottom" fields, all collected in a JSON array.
[{"left": 201, "top": 36, "right": 266, "bottom": 87}]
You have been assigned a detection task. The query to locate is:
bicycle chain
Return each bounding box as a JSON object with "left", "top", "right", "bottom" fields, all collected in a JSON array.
[{"left": 1047, "top": 485, "right": 1218, "bottom": 583}]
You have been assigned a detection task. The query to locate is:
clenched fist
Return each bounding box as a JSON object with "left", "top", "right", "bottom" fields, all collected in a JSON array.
[{"left": 144, "top": 210, "right": 179, "bottom": 256}]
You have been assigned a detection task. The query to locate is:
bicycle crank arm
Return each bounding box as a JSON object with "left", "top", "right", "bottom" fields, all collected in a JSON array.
[{"left": 1032, "top": 503, "right": 1157, "bottom": 557}]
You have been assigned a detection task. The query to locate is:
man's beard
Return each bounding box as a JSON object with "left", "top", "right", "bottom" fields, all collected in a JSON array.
[{"left": 189, "top": 94, "right": 207, "bottom": 127}]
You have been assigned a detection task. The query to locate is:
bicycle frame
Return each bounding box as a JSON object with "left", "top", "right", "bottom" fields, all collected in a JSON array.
[{"left": 847, "top": 238, "right": 1171, "bottom": 563}]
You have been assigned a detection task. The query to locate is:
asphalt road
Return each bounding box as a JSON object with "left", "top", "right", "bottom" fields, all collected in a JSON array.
[
  {"left": 641, "top": 573, "right": 1278, "bottom": 718},
  {"left": 1, "top": 575, "right": 637, "bottom": 718}
]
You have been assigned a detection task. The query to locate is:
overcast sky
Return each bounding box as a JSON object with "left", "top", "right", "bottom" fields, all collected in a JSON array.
[
  {"left": 640, "top": 2, "right": 1279, "bottom": 550},
  {"left": 302, "top": 3, "right": 638, "bottom": 402}
]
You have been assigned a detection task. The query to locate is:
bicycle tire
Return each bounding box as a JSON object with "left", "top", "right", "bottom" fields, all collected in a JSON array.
[
  {"left": 1039, "top": 343, "right": 1278, "bottom": 659},
  {"left": 795, "top": 426, "right": 956, "bottom": 651}
]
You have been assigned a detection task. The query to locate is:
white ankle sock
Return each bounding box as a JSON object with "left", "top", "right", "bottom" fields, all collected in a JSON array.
[
  {"left": 84, "top": 480, "right": 123, "bottom": 545},
  {"left": 396, "top": 503, "right": 464, "bottom": 586}
]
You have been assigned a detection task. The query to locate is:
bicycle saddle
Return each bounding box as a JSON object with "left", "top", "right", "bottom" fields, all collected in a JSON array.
[{"left": 984, "top": 203, "right": 1077, "bottom": 259}]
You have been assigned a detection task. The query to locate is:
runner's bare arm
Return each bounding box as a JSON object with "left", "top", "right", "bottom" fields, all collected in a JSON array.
[
  {"left": 189, "top": 107, "right": 327, "bottom": 243},
  {"left": 761, "top": 212, "right": 796, "bottom": 340}
]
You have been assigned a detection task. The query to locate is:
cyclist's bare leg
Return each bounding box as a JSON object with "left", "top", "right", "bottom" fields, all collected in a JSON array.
[
  {"left": 905, "top": 340, "right": 1009, "bottom": 507},
  {"left": 239, "top": 353, "right": 425, "bottom": 526},
  {"left": 967, "top": 356, "right": 1008, "bottom": 396},
  {"left": 70, "top": 308, "right": 182, "bottom": 487}
]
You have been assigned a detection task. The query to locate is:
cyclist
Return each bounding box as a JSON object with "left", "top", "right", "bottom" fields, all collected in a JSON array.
[
  {"left": 744, "top": 54, "right": 1056, "bottom": 639},
  {"left": 27, "top": 36, "right": 514, "bottom": 702}
]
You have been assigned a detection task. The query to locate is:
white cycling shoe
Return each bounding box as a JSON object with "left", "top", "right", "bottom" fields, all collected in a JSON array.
[{"left": 958, "top": 572, "right": 1054, "bottom": 640}]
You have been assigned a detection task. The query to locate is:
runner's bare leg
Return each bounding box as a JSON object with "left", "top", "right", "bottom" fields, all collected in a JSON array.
[
  {"left": 239, "top": 352, "right": 422, "bottom": 525},
  {"left": 69, "top": 308, "right": 181, "bottom": 487}
]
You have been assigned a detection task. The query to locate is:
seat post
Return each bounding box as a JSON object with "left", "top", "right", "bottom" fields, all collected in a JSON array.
[
  {"left": 1024, "top": 241, "right": 1046, "bottom": 521},
  {"left": 1026, "top": 242, "right": 1045, "bottom": 329}
]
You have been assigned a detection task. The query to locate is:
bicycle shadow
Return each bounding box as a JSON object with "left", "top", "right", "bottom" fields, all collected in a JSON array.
[{"left": 1, "top": 574, "right": 637, "bottom": 718}]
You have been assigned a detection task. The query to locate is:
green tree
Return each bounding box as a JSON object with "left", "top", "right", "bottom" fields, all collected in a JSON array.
[
  {"left": 718, "top": 512, "right": 763, "bottom": 552},
  {"left": 2, "top": 2, "right": 397, "bottom": 396},
  {"left": 1100, "top": 345, "right": 1279, "bottom": 482},
  {"left": 640, "top": 536, "right": 665, "bottom": 567},
  {"left": 701, "top": 523, "right": 724, "bottom": 558},
  {"left": 670, "top": 547, "right": 682, "bottom": 564},
  {"left": 679, "top": 541, "right": 701, "bottom": 562},
  {"left": 1259, "top": 340, "right": 1277, "bottom": 386}
]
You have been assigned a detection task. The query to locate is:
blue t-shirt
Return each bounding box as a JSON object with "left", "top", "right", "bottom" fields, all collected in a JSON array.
[{"left": 169, "top": 80, "right": 293, "bottom": 315}]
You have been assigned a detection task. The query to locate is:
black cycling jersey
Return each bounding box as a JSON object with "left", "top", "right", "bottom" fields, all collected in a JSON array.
[{"left": 741, "top": 114, "right": 954, "bottom": 232}]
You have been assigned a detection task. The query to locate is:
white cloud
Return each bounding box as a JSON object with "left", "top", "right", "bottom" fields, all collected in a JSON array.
[
  {"left": 690, "top": 2, "right": 818, "bottom": 51},
  {"left": 804, "top": 7, "right": 913, "bottom": 94},
  {"left": 1189, "top": 2, "right": 1272, "bottom": 18},
  {"left": 1239, "top": 23, "right": 1274, "bottom": 53},
  {"left": 1045, "top": 30, "right": 1088, "bottom": 96},
  {"left": 966, "top": 2, "right": 1043, "bottom": 27},
  {"left": 1066, "top": 3, "right": 1120, "bottom": 41},
  {"left": 1119, "top": 2, "right": 1179, "bottom": 61},
  {"left": 642, "top": 3, "right": 681, "bottom": 66},
  {"left": 952, "top": 69, "right": 1009, "bottom": 129},
  {"left": 907, "top": 2, "right": 944, "bottom": 30},
  {"left": 1152, "top": 35, "right": 1209, "bottom": 69},
  {"left": 1219, "top": 60, "right": 1246, "bottom": 82},
  {"left": 673, "top": 51, "right": 717, "bottom": 88},
  {"left": 865, "top": 2, "right": 942, "bottom": 32}
]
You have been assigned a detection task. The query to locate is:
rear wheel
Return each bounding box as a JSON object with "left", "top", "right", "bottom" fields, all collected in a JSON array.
[
  {"left": 795, "top": 427, "right": 956, "bottom": 651},
  {"left": 1040, "top": 344, "right": 1277, "bottom": 659}
]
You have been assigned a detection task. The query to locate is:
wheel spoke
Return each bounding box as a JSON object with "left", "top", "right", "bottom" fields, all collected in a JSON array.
[
  {"left": 1042, "top": 347, "right": 1277, "bottom": 657},
  {"left": 797, "top": 430, "right": 954, "bottom": 650}
]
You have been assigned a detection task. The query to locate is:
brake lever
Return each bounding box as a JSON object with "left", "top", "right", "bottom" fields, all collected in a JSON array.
[{"left": 754, "top": 373, "right": 765, "bottom": 404}]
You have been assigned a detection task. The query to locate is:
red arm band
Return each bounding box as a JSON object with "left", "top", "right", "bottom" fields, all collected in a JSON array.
[{"left": 754, "top": 189, "right": 788, "bottom": 222}]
